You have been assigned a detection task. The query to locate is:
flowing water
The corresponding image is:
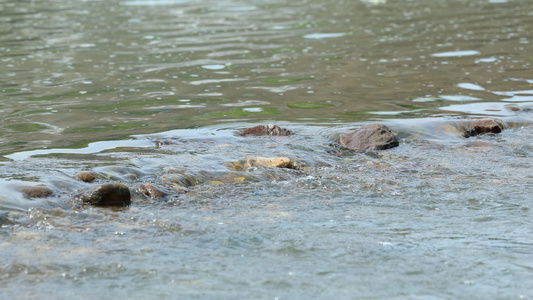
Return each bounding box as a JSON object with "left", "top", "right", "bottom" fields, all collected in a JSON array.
[{"left": 1, "top": 0, "right": 533, "bottom": 298}]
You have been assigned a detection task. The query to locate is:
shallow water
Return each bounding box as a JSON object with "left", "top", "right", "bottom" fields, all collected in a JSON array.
[{"left": 1, "top": 0, "right": 533, "bottom": 298}]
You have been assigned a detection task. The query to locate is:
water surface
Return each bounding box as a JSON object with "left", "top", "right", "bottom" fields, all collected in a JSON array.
[{"left": 1, "top": 0, "right": 533, "bottom": 298}]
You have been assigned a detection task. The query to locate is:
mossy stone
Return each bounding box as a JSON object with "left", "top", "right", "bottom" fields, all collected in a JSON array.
[{"left": 82, "top": 183, "right": 131, "bottom": 207}]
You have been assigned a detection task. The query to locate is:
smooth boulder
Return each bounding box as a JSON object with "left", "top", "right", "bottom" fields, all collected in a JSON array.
[
  {"left": 78, "top": 171, "right": 97, "bottom": 183},
  {"left": 82, "top": 183, "right": 131, "bottom": 207},
  {"left": 21, "top": 186, "right": 54, "bottom": 198},
  {"left": 339, "top": 124, "right": 399, "bottom": 151}
]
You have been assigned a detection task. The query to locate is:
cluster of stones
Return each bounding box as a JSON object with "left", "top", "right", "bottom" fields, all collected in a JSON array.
[
  {"left": 17, "top": 120, "right": 505, "bottom": 208},
  {"left": 236, "top": 124, "right": 294, "bottom": 137},
  {"left": 459, "top": 119, "right": 504, "bottom": 137}
]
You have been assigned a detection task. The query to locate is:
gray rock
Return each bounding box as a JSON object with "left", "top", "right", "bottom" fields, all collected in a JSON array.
[
  {"left": 339, "top": 124, "right": 399, "bottom": 151},
  {"left": 0, "top": 211, "right": 15, "bottom": 226},
  {"left": 82, "top": 182, "right": 131, "bottom": 207}
]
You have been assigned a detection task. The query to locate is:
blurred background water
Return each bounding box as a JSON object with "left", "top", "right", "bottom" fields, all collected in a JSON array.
[
  {"left": 1, "top": 0, "right": 532, "bottom": 299},
  {"left": 1, "top": 0, "right": 531, "bottom": 154}
]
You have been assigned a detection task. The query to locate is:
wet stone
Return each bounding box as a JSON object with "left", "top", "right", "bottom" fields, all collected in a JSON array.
[
  {"left": 327, "top": 143, "right": 358, "bottom": 157},
  {"left": 246, "top": 156, "right": 293, "bottom": 168},
  {"left": 461, "top": 119, "right": 504, "bottom": 137},
  {"left": 0, "top": 211, "right": 16, "bottom": 226},
  {"left": 82, "top": 182, "right": 131, "bottom": 207},
  {"left": 21, "top": 186, "right": 54, "bottom": 198},
  {"left": 159, "top": 173, "right": 202, "bottom": 187},
  {"left": 136, "top": 184, "right": 169, "bottom": 199},
  {"left": 154, "top": 140, "right": 180, "bottom": 147},
  {"left": 209, "top": 180, "right": 225, "bottom": 186},
  {"left": 339, "top": 124, "right": 399, "bottom": 151},
  {"left": 78, "top": 171, "right": 97, "bottom": 183},
  {"left": 237, "top": 124, "right": 294, "bottom": 136},
  {"left": 505, "top": 105, "right": 521, "bottom": 112},
  {"left": 505, "top": 104, "right": 533, "bottom": 113},
  {"left": 223, "top": 161, "right": 245, "bottom": 171},
  {"left": 224, "top": 156, "right": 299, "bottom": 170}
]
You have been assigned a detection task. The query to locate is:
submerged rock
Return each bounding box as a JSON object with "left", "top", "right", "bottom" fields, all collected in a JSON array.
[
  {"left": 21, "top": 186, "right": 54, "bottom": 198},
  {"left": 0, "top": 211, "right": 16, "bottom": 226},
  {"left": 224, "top": 156, "right": 300, "bottom": 170},
  {"left": 460, "top": 119, "right": 504, "bottom": 137},
  {"left": 237, "top": 124, "right": 294, "bottom": 136},
  {"left": 339, "top": 124, "right": 399, "bottom": 151},
  {"left": 77, "top": 171, "right": 97, "bottom": 183},
  {"left": 136, "top": 183, "right": 169, "bottom": 199},
  {"left": 82, "top": 183, "right": 131, "bottom": 207},
  {"left": 159, "top": 173, "right": 202, "bottom": 188},
  {"left": 246, "top": 156, "right": 293, "bottom": 168},
  {"left": 154, "top": 140, "right": 179, "bottom": 147},
  {"left": 505, "top": 104, "right": 533, "bottom": 113}
]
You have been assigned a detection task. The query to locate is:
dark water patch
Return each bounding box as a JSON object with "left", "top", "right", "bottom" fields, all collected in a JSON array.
[
  {"left": 204, "top": 107, "right": 280, "bottom": 118},
  {"left": 65, "top": 123, "right": 147, "bottom": 134},
  {"left": 287, "top": 102, "right": 335, "bottom": 109},
  {"left": 24, "top": 88, "right": 120, "bottom": 102},
  {"left": 5, "top": 123, "right": 49, "bottom": 132}
]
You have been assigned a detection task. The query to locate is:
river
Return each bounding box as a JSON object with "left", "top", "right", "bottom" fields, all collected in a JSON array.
[{"left": 1, "top": 0, "right": 532, "bottom": 299}]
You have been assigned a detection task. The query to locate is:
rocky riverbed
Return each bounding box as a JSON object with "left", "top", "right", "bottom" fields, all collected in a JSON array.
[
  {"left": 1, "top": 0, "right": 532, "bottom": 298},
  {"left": 0, "top": 117, "right": 526, "bottom": 214},
  {"left": 1, "top": 117, "right": 532, "bottom": 299}
]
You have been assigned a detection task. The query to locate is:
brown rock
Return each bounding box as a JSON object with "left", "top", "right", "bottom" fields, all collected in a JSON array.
[
  {"left": 223, "top": 161, "right": 245, "bottom": 171},
  {"left": 21, "top": 186, "right": 54, "bottom": 198},
  {"left": 505, "top": 105, "right": 521, "bottom": 112},
  {"left": 154, "top": 140, "right": 180, "bottom": 147},
  {"left": 339, "top": 124, "right": 399, "bottom": 151},
  {"left": 82, "top": 182, "right": 131, "bottom": 207},
  {"left": 136, "top": 184, "right": 168, "bottom": 199},
  {"left": 245, "top": 156, "right": 293, "bottom": 168},
  {"left": 237, "top": 124, "right": 294, "bottom": 136},
  {"left": 461, "top": 119, "right": 504, "bottom": 137},
  {"left": 504, "top": 104, "right": 533, "bottom": 112},
  {"left": 78, "top": 172, "right": 97, "bottom": 183},
  {"left": 209, "top": 181, "right": 225, "bottom": 186},
  {"left": 159, "top": 173, "right": 201, "bottom": 187},
  {"left": 225, "top": 156, "right": 305, "bottom": 170}
]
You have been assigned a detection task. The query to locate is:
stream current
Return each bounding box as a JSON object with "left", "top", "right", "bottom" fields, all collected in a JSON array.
[{"left": 1, "top": 0, "right": 533, "bottom": 299}]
